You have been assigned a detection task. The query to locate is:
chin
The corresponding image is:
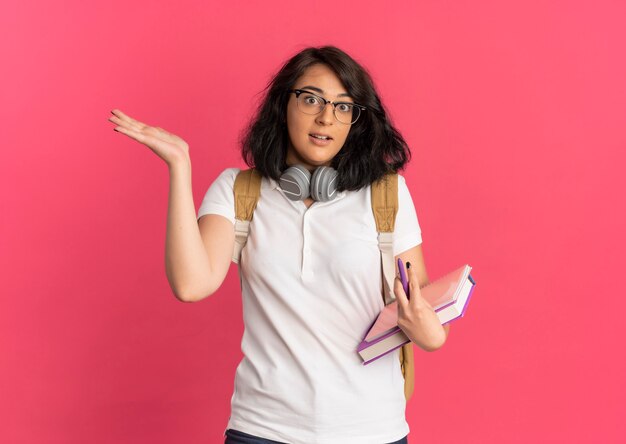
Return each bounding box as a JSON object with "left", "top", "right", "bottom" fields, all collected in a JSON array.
[
  {"left": 310, "top": 148, "right": 341, "bottom": 161},
  {"left": 300, "top": 160, "right": 330, "bottom": 169},
  {"left": 288, "top": 141, "right": 340, "bottom": 168}
]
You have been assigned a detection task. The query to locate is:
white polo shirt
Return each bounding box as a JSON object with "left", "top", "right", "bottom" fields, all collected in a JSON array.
[{"left": 197, "top": 167, "right": 422, "bottom": 444}]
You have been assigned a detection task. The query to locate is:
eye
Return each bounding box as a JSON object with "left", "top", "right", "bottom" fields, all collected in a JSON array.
[
  {"left": 303, "top": 94, "right": 321, "bottom": 105},
  {"left": 336, "top": 103, "right": 353, "bottom": 113}
]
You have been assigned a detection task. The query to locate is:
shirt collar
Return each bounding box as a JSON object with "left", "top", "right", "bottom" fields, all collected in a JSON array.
[{"left": 263, "top": 175, "right": 280, "bottom": 191}]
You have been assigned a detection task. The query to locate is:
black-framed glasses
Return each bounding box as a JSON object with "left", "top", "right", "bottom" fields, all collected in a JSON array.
[{"left": 289, "top": 89, "right": 367, "bottom": 124}]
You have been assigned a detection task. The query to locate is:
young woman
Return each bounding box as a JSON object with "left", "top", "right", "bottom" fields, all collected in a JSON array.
[{"left": 109, "top": 46, "right": 449, "bottom": 444}]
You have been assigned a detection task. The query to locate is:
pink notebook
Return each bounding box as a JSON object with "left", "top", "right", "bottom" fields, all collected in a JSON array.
[{"left": 365, "top": 302, "right": 402, "bottom": 342}]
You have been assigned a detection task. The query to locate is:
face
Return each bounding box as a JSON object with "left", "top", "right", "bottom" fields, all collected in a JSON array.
[{"left": 285, "top": 63, "right": 354, "bottom": 171}]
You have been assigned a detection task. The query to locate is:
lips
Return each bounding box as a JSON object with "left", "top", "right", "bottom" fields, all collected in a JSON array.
[
  {"left": 308, "top": 133, "right": 332, "bottom": 146},
  {"left": 309, "top": 133, "right": 333, "bottom": 140}
]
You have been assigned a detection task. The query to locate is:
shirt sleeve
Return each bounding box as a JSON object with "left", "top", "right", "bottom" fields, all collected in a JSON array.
[
  {"left": 393, "top": 174, "right": 423, "bottom": 255},
  {"left": 196, "top": 167, "right": 241, "bottom": 224}
]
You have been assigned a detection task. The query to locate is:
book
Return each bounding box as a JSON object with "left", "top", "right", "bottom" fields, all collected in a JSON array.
[{"left": 357, "top": 264, "right": 476, "bottom": 365}]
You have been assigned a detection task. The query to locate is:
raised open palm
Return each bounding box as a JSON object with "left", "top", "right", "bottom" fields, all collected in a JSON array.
[{"left": 109, "top": 109, "right": 189, "bottom": 166}]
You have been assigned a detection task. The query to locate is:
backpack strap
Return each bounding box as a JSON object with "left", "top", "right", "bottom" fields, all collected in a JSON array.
[
  {"left": 371, "top": 173, "right": 415, "bottom": 403},
  {"left": 232, "top": 168, "right": 262, "bottom": 264},
  {"left": 371, "top": 173, "right": 399, "bottom": 306},
  {"left": 398, "top": 343, "right": 415, "bottom": 401}
]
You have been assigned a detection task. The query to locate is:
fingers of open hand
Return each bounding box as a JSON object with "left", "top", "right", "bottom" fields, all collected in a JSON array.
[
  {"left": 114, "top": 125, "right": 149, "bottom": 144},
  {"left": 110, "top": 109, "right": 148, "bottom": 129},
  {"left": 110, "top": 116, "right": 147, "bottom": 134},
  {"left": 110, "top": 111, "right": 180, "bottom": 145},
  {"left": 110, "top": 122, "right": 157, "bottom": 147}
]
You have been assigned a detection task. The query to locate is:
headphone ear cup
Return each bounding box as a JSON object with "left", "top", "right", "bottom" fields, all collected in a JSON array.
[
  {"left": 279, "top": 165, "right": 311, "bottom": 201},
  {"left": 310, "top": 166, "right": 338, "bottom": 202}
]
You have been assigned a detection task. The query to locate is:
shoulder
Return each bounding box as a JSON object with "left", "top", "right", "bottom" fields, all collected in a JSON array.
[
  {"left": 396, "top": 173, "right": 413, "bottom": 197},
  {"left": 369, "top": 173, "right": 410, "bottom": 194},
  {"left": 197, "top": 168, "right": 244, "bottom": 223},
  {"left": 213, "top": 167, "right": 242, "bottom": 186}
]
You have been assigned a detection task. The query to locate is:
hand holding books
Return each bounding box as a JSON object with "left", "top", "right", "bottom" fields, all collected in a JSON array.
[
  {"left": 394, "top": 259, "right": 449, "bottom": 352},
  {"left": 357, "top": 263, "right": 476, "bottom": 364}
]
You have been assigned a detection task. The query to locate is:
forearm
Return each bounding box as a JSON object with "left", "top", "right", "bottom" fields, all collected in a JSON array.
[{"left": 164, "top": 156, "right": 212, "bottom": 301}]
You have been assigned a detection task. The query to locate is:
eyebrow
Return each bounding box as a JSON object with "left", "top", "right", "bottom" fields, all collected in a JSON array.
[{"left": 298, "top": 85, "right": 352, "bottom": 99}]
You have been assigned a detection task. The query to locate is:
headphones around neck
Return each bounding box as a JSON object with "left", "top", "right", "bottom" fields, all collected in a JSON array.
[{"left": 279, "top": 164, "right": 339, "bottom": 202}]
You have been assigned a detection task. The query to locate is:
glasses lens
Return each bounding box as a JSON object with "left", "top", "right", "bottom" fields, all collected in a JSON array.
[
  {"left": 297, "top": 92, "right": 324, "bottom": 115},
  {"left": 335, "top": 103, "right": 359, "bottom": 124}
]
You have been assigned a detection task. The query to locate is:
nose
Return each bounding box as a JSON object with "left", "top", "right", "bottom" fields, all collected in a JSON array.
[{"left": 315, "top": 103, "right": 334, "bottom": 125}]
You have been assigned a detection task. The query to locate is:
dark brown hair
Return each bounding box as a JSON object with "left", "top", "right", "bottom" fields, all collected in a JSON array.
[{"left": 240, "top": 46, "right": 411, "bottom": 191}]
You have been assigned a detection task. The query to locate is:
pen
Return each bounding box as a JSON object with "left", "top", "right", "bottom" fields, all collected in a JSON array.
[{"left": 397, "top": 258, "right": 410, "bottom": 300}]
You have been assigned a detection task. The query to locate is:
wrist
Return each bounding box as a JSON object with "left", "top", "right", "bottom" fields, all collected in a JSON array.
[{"left": 168, "top": 152, "right": 191, "bottom": 172}]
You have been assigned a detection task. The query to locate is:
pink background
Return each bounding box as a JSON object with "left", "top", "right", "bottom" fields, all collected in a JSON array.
[{"left": 2, "top": 0, "right": 625, "bottom": 443}]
